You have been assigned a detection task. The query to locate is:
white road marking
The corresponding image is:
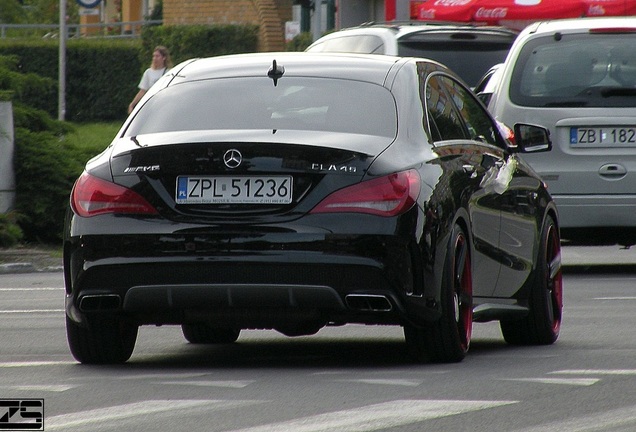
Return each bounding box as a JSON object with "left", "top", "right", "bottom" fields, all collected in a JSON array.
[
  {"left": 0, "top": 309, "right": 63, "bottom": 314},
  {"left": 226, "top": 399, "right": 518, "bottom": 432},
  {"left": 551, "top": 369, "right": 636, "bottom": 376},
  {"left": 0, "top": 287, "right": 61, "bottom": 291},
  {"left": 45, "top": 400, "right": 263, "bottom": 431},
  {"left": 5, "top": 384, "right": 77, "bottom": 392},
  {"left": 504, "top": 378, "right": 599, "bottom": 386},
  {"left": 594, "top": 296, "right": 636, "bottom": 300},
  {"left": 159, "top": 380, "right": 254, "bottom": 388},
  {"left": 336, "top": 378, "right": 422, "bottom": 387},
  {"left": 514, "top": 404, "right": 636, "bottom": 432},
  {"left": 0, "top": 361, "right": 75, "bottom": 367}
]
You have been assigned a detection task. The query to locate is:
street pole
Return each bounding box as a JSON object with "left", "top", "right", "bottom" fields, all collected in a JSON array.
[{"left": 58, "top": 0, "right": 66, "bottom": 121}]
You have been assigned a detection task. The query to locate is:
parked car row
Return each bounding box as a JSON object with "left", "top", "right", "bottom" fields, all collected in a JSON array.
[{"left": 305, "top": 21, "right": 519, "bottom": 87}]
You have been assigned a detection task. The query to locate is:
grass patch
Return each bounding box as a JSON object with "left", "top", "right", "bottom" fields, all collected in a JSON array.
[{"left": 62, "top": 121, "right": 123, "bottom": 162}]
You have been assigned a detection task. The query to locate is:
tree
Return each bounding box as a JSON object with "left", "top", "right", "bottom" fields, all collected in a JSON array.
[{"left": 0, "top": 0, "right": 27, "bottom": 23}]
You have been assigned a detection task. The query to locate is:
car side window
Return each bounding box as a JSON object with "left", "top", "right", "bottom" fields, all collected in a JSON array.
[
  {"left": 429, "top": 74, "right": 502, "bottom": 147},
  {"left": 424, "top": 75, "right": 468, "bottom": 142}
]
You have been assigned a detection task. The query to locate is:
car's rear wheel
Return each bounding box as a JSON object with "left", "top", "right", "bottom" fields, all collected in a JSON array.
[
  {"left": 66, "top": 315, "right": 138, "bottom": 364},
  {"left": 500, "top": 214, "right": 562, "bottom": 345},
  {"left": 404, "top": 223, "right": 473, "bottom": 363},
  {"left": 181, "top": 324, "right": 240, "bottom": 344}
]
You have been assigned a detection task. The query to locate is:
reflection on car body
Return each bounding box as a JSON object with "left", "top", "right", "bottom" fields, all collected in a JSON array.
[{"left": 64, "top": 52, "right": 561, "bottom": 365}]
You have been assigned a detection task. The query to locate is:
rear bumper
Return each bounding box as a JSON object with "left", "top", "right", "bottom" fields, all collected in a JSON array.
[{"left": 65, "top": 233, "right": 441, "bottom": 328}]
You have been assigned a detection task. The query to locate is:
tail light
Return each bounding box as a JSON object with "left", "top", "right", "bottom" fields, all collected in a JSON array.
[
  {"left": 71, "top": 172, "right": 158, "bottom": 217},
  {"left": 310, "top": 170, "right": 420, "bottom": 217}
]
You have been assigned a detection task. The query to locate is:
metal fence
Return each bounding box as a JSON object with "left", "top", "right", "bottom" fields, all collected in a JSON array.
[{"left": 0, "top": 20, "right": 162, "bottom": 39}]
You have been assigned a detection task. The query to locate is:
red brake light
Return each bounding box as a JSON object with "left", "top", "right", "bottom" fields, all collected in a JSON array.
[
  {"left": 310, "top": 170, "right": 421, "bottom": 217},
  {"left": 71, "top": 172, "right": 158, "bottom": 217}
]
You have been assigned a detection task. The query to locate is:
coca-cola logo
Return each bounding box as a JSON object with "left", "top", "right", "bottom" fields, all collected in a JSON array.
[
  {"left": 419, "top": 8, "right": 436, "bottom": 19},
  {"left": 587, "top": 5, "right": 606, "bottom": 16},
  {"left": 475, "top": 7, "right": 508, "bottom": 19},
  {"left": 434, "top": 0, "right": 472, "bottom": 6}
]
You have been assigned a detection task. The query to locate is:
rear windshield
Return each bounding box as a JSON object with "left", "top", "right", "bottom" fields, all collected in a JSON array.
[
  {"left": 306, "top": 35, "right": 385, "bottom": 54},
  {"left": 510, "top": 33, "right": 636, "bottom": 108},
  {"left": 398, "top": 41, "right": 512, "bottom": 86},
  {"left": 125, "top": 77, "right": 397, "bottom": 138}
]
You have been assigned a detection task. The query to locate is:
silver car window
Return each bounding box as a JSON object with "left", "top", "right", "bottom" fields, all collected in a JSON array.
[{"left": 510, "top": 33, "right": 636, "bottom": 108}]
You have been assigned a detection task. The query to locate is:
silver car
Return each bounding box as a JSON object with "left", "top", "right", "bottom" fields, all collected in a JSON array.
[{"left": 487, "top": 17, "right": 636, "bottom": 232}]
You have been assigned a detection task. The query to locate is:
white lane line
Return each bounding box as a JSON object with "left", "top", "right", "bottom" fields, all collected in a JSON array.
[
  {"left": 0, "top": 361, "right": 75, "bottom": 368},
  {"left": 551, "top": 369, "right": 636, "bottom": 376},
  {"left": 5, "top": 384, "right": 77, "bottom": 392},
  {"left": 159, "top": 380, "right": 254, "bottom": 388},
  {"left": 336, "top": 379, "right": 422, "bottom": 387},
  {"left": 0, "top": 309, "right": 63, "bottom": 314},
  {"left": 226, "top": 399, "right": 518, "bottom": 432},
  {"left": 0, "top": 288, "right": 62, "bottom": 291},
  {"left": 594, "top": 297, "right": 636, "bottom": 300},
  {"left": 514, "top": 404, "right": 636, "bottom": 432},
  {"left": 46, "top": 400, "right": 263, "bottom": 431},
  {"left": 504, "top": 378, "right": 599, "bottom": 386}
]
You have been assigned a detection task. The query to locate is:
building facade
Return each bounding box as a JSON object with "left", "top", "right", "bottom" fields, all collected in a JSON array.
[{"left": 162, "top": 0, "right": 293, "bottom": 51}]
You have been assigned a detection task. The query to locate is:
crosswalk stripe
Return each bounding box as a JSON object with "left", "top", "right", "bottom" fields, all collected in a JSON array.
[
  {"left": 336, "top": 379, "right": 422, "bottom": 387},
  {"left": 159, "top": 380, "right": 254, "bottom": 388},
  {"left": 0, "top": 361, "right": 74, "bottom": 368},
  {"left": 551, "top": 369, "right": 636, "bottom": 375},
  {"left": 226, "top": 399, "right": 518, "bottom": 432},
  {"left": 505, "top": 378, "right": 599, "bottom": 386},
  {"left": 45, "top": 400, "right": 263, "bottom": 431},
  {"left": 514, "top": 404, "right": 636, "bottom": 432},
  {"left": 5, "top": 384, "right": 77, "bottom": 392}
]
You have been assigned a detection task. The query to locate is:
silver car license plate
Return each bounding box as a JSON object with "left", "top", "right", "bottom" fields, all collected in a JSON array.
[
  {"left": 570, "top": 127, "right": 636, "bottom": 147},
  {"left": 176, "top": 176, "right": 293, "bottom": 204}
]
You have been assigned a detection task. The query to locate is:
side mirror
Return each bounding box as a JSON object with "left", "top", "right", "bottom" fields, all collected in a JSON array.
[{"left": 512, "top": 123, "right": 552, "bottom": 153}]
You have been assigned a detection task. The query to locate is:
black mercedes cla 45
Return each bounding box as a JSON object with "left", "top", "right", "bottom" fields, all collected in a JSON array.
[{"left": 64, "top": 52, "right": 562, "bottom": 364}]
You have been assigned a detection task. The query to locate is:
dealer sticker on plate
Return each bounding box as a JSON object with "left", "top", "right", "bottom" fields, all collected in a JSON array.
[{"left": 176, "top": 176, "right": 293, "bottom": 204}]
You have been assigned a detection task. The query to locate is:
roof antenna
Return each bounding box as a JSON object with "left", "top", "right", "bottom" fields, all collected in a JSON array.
[{"left": 267, "top": 59, "right": 285, "bottom": 86}]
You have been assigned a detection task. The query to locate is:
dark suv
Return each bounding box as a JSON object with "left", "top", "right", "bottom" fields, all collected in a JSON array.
[{"left": 305, "top": 22, "right": 518, "bottom": 87}]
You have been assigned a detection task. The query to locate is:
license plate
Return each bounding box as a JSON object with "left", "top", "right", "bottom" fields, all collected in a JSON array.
[
  {"left": 176, "top": 176, "right": 293, "bottom": 204},
  {"left": 570, "top": 127, "right": 636, "bottom": 147}
]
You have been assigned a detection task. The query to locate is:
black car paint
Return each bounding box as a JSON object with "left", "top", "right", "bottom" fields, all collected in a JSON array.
[{"left": 63, "top": 53, "right": 558, "bottom": 362}]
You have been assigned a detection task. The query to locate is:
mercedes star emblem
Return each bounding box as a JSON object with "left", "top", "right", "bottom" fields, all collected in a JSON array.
[{"left": 223, "top": 149, "right": 242, "bottom": 169}]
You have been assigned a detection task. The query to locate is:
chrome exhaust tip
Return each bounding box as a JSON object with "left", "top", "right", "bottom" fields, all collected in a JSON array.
[
  {"left": 345, "top": 294, "right": 393, "bottom": 312},
  {"left": 79, "top": 294, "right": 121, "bottom": 312}
]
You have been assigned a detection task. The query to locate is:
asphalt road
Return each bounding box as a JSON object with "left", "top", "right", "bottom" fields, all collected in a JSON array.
[{"left": 2, "top": 258, "right": 636, "bottom": 431}]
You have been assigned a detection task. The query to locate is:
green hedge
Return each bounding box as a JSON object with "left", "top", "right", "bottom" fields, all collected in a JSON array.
[
  {"left": 0, "top": 38, "right": 141, "bottom": 122},
  {"left": 140, "top": 24, "right": 259, "bottom": 71},
  {"left": 0, "top": 24, "right": 259, "bottom": 123}
]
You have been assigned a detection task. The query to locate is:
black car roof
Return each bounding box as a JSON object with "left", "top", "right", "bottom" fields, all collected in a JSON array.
[{"left": 166, "top": 52, "right": 411, "bottom": 85}]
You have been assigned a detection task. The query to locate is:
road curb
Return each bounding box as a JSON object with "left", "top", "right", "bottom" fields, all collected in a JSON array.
[{"left": 0, "top": 262, "right": 63, "bottom": 274}]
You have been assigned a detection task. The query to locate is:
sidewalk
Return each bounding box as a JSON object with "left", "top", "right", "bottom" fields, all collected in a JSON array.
[{"left": 1, "top": 245, "right": 636, "bottom": 275}]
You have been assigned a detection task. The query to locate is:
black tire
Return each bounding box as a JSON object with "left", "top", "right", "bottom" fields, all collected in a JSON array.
[
  {"left": 500, "top": 214, "right": 563, "bottom": 345},
  {"left": 404, "top": 224, "right": 473, "bottom": 363},
  {"left": 181, "top": 324, "right": 240, "bottom": 344},
  {"left": 66, "top": 315, "right": 138, "bottom": 364}
]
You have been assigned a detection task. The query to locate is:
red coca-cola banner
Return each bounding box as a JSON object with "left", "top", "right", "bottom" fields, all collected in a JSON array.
[{"left": 416, "top": 0, "right": 636, "bottom": 28}]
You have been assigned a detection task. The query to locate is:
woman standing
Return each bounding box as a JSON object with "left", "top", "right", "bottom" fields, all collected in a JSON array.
[{"left": 128, "top": 45, "right": 172, "bottom": 114}]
